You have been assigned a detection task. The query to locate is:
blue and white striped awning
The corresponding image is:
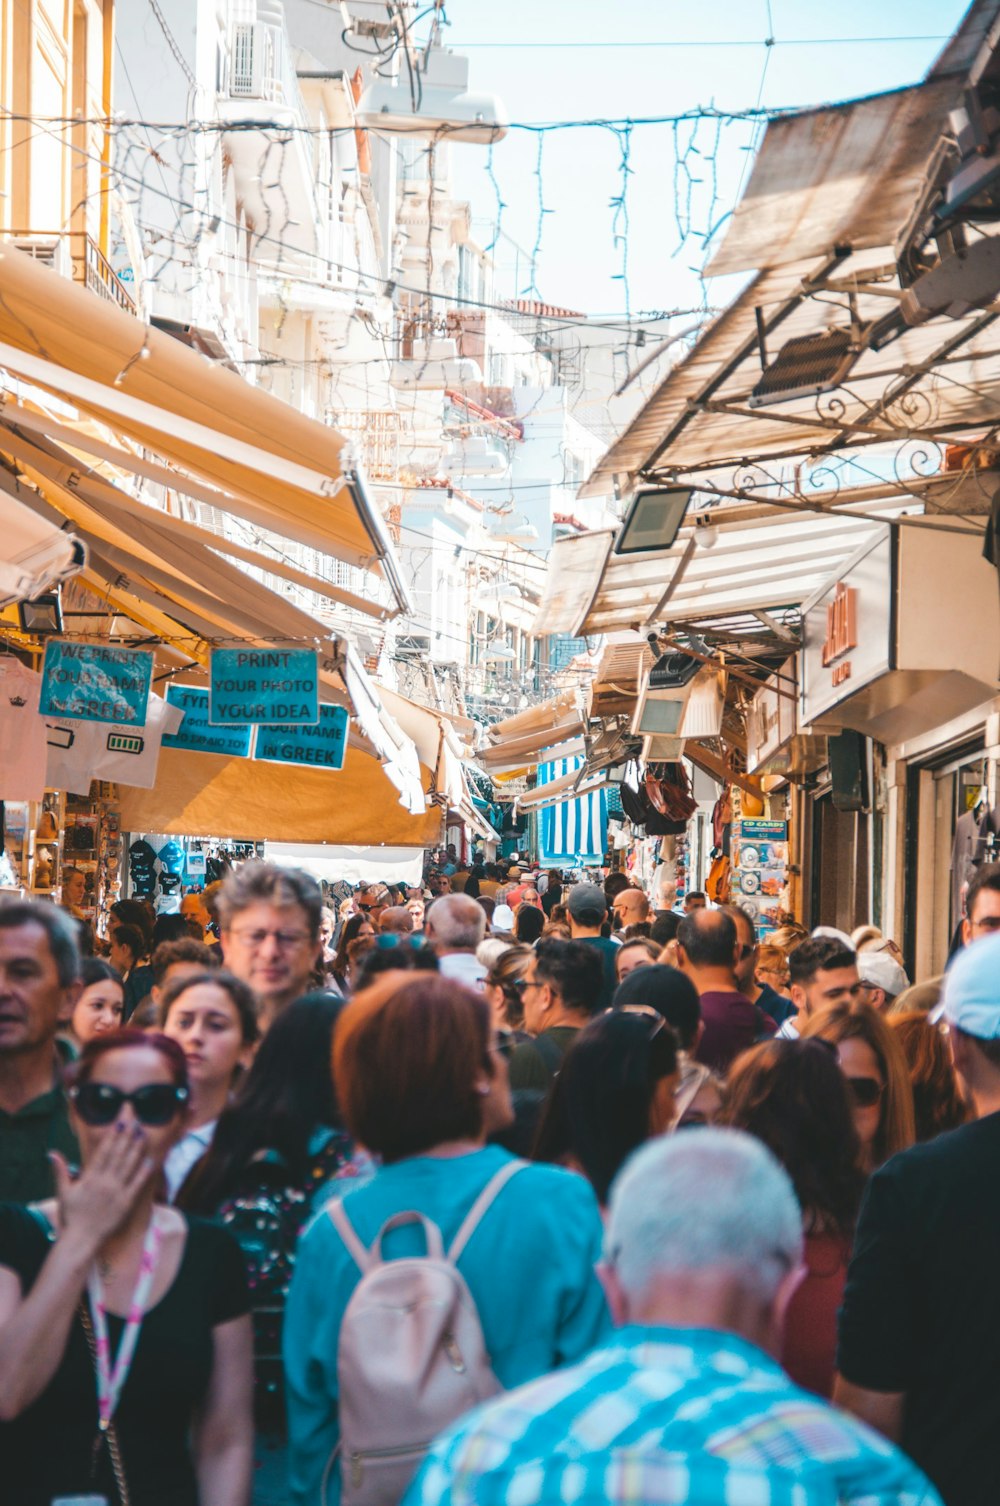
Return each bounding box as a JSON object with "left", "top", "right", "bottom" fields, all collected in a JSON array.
[{"left": 537, "top": 756, "right": 608, "bottom": 865}]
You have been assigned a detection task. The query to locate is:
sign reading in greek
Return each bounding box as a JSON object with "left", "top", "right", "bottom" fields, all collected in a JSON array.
[
  {"left": 39, "top": 642, "right": 153, "bottom": 726},
  {"left": 209, "top": 649, "right": 318, "bottom": 726},
  {"left": 254, "top": 704, "right": 349, "bottom": 771},
  {"left": 164, "top": 686, "right": 253, "bottom": 757}
]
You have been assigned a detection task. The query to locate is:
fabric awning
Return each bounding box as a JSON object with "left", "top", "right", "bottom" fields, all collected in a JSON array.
[
  {"left": 117, "top": 745, "right": 443, "bottom": 845},
  {"left": 263, "top": 844, "right": 426, "bottom": 887},
  {"left": 0, "top": 244, "right": 408, "bottom": 611}
]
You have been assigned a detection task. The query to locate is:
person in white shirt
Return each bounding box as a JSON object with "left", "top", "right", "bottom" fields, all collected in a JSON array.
[
  {"left": 160, "top": 970, "right": 258, "bottom": 1198},
  {"left": 424, "top": 893, "right": 488, "bottom": 990}
]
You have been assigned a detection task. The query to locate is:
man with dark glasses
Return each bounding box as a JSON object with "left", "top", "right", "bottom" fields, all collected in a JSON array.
[{"left": 0, "top": 901, "right": 81, "bottom": 1201}]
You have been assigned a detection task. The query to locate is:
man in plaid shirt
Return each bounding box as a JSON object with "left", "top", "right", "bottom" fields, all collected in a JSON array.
[{"left": 405, "top": 1131, "right": 941, "bottom": 1506}]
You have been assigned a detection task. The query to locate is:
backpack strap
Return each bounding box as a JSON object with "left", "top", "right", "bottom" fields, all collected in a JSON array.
[
  {"left": 327, "top": 1199, "right": 375, "bottom": 1274},
  {"left": 327, "top": 1201, "right": 448, "bottom": 1271},
  {"left": 447, "top": 1159, "right": 526, "bottom": 1264}
]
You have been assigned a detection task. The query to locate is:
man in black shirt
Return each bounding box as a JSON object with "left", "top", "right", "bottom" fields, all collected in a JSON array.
[
  {"left": 0, "top": 902, "right": 81, "bottom": 1201},
  {"left": 836, "top": 931, "right": 1000, "bottom": 1506}
]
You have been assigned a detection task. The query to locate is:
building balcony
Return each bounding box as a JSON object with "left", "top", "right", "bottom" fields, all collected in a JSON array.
[{"left": 7, "top": 230, "right": 136, "bottom": 317}]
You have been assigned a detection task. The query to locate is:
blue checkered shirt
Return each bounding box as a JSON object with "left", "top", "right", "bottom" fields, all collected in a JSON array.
[{"left": 403, "top": 1327, "right": 943, "bottom": 1506}]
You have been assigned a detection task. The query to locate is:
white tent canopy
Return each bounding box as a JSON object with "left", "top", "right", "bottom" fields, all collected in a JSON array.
[
  {"left": 0, "top": 488, "right": 83, "bottom": 607},
  {"left": 263, "top": 843, "right": 426, "bottom": 887}
]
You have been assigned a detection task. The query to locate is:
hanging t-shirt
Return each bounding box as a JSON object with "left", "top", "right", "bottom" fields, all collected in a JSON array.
[
  {"left": 46, "top": 694, "right": 183, "bottom": 793},
  {"left": 0, "top": 662, "right": 48, "bottom": 801}
]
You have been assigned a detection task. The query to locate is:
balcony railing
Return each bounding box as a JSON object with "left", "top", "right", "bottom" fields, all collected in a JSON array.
[{"left": 7, "top": 230, "right": 136, "bottom": 316}]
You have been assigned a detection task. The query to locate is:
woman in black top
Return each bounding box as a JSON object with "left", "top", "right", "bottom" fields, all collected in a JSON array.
[{"left": 0, "top": 1028, "right": 253, "bottom": 1506}]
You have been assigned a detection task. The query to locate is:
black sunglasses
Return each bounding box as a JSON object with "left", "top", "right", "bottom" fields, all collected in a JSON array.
[
  {"left": 846, "top": 1076, "right": 884, "bottom": 1109},
  {"left": 69, "top": 1081, "right": 189, "bottom": 1127}
]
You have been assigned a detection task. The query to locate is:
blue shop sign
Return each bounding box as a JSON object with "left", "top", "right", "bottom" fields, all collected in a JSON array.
[
  {"left": 39, "top": 641, "right": 153, "bottom": 726},
  {"left": 739, "top": 820, "right": 788, "bottom": 840},
  {"left": 164, "top": 686, "right": 253, "bottom": 757},
  {"left": 254, "top": 704, "right": 349, "bottom": 771},
  {"left": 209, "top": 648, "right": 319, "bottom": 725}
]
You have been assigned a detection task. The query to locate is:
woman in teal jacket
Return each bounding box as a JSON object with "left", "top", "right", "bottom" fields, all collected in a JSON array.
[{"left": 283, "top": 972, "right": 609, "bottom": 1505}]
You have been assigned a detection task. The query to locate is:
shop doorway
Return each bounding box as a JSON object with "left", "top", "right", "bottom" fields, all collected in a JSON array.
[
  {"left": 809, "top": 790, "right": 870, "bottom": 935},
  {"left": 904, "top": 740, "right": 988, "bottom": 977}
]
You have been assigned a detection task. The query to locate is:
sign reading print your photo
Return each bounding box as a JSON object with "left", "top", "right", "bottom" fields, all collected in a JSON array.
[
  {"left": 39, "top": 641, "right": 153, "bottom": 726},
  {"left": 209, "top": 648, "right": 319, "bottom": 726}
]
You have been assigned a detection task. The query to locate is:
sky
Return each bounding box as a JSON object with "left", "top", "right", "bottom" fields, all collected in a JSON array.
[{"left": 434, "top": 0, "right": 970, "bottom": 317}]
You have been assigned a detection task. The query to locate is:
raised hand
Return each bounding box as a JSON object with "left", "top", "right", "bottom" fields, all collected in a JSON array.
[{"left": 50, "top": 1126, "right": 156, "bottom": 1253}]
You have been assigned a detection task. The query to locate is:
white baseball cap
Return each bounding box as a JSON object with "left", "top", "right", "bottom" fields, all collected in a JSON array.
[
  {"left": 858, "top": 951, "right": 909, "bottom": 999},
  {"left": 930, "top": 932, "right": 1000, "bottom": 1039}
]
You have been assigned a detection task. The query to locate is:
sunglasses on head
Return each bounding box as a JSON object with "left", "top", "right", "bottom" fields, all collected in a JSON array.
[
  {"left": 69, "top": 1081, "right": 189, "bottom": 1127},
  {"left": 846, "top": 1076, "right": 884, "bottom": 1109}
]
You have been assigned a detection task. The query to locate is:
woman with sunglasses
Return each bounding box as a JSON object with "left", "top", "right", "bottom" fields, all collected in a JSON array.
[
  {"left": 719, "top": 1038, "right": 867, "bottom": 1397},
  {"left": 0, "top": 1029, "right": 254, "bottom": 1506},
  {"left": 802, "top": 1001, "right": 915, "bottom": 1172}
]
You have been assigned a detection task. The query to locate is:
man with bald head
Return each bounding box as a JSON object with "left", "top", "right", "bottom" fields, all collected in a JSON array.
[
  {"left": 423, "top": 892, "right": 487, "bottom": 990},
  {"left": 676, "top": 907, "right": 774, "bottom": 1072},
  {"left": 612, "top": 885, "right": 651, "bottom": 933}
]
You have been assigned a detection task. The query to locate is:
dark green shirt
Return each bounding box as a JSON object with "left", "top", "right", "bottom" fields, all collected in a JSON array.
[
  {"left": 0, "top": 1079, "right": 79, "bottom": 1203},
  {"left": 507, "top": 1025, "right": 580, "bottom": 1092}
]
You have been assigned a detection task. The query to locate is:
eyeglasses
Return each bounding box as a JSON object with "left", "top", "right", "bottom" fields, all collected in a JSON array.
[
  {"left": 619, "top": 1003, "right": 667, "bottom": 1039},
  {"left": 846, "top": 1076, "right": 885, "bottom": 1109},
  {"left": 70, "top": 1081, "right": 189, "bottom": 1127},
  {"left": 513, "top": 978, "right": 544, "bottom": 992},
  {"left": 228, "top": 928, "right": 311, "bottom": 950}
]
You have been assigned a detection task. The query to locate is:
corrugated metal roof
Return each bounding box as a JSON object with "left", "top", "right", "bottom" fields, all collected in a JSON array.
[
  {"left": 705, "top": 81, "right": 962, "bottom": 278},
  {"left": 580, "top": 3, "right": 1000, "bottom": 502}
]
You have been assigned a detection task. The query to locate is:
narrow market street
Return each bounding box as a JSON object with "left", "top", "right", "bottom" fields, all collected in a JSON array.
[{"left": 0, "top": 2, "right": 998, "bottom": 1503}]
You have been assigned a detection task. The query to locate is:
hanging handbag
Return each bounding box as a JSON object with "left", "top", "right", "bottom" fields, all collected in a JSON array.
[{"left": 78, "top": 1299, "right": 132, "bottom": 1506}]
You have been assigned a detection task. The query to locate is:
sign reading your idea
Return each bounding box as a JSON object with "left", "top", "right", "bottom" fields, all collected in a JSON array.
[{"left": 209, "top": 649, "right": 319, "bottom": 726}]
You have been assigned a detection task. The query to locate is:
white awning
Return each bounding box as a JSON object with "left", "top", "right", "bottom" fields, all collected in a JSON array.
[
  {"left": 532, "top": 495, "right": 918, "bottom": 638},
  {"left": 0, "top": 488, "right": 84, "bottom": 606},
  {"left": 263, "top": 843, "right": 426, "bottom": 887}
]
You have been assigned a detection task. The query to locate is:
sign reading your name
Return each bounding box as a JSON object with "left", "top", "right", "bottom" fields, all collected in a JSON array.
[
  {"left": 39, "top": 642, "right": 153, "bottom": 726},
  {"left": 254, "top": 703, "right": 349, "bottom": 771},
  {"left": 209, "top": 649, "right": 319, "bottom": 726}
]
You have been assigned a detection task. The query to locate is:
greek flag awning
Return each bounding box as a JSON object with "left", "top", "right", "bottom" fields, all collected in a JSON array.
[{"left": 537, "top": 756, "right": 608, "bottom": 865}]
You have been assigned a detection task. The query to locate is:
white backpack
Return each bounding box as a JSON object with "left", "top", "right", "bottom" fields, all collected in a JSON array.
[{"left": 325, "top": 1160, "right": 525, "bottom": 1506}]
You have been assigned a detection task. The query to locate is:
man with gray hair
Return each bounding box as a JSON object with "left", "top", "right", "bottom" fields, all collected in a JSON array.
[
  {"left": 405, "top": 1130, "right": 941, "bottom": 1506},
  {"left": 0, "top": 901, "right": 82, "bottom": 1201},
  {"left": 423, "top": 892, "right": 487, "bottom": 990},
  {"left": 218, "top": 860, "right": 322, "bottom": 1028}
]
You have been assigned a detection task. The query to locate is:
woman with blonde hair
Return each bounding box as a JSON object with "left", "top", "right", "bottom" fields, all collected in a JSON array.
[{"left": 801, "top": 1000, "right": 915, "bottom": 1171}]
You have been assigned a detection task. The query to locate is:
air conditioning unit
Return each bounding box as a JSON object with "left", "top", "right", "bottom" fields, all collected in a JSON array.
[
  {"left": 12, "top": 235, "right": 72, "bottom": 278},
  {"left": 631, "top": 652, "right": 700, "bottom": 738},
  {"left": 230, "top": 23, "right": 273, "bottom": 99},
  {"left": 356, "top": 47, "right": 507, "bottom": 145}
]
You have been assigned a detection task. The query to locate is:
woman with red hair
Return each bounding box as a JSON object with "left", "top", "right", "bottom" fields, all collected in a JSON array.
[{"left": 0, "top": 1029, "right": 254, "bottom": 1506}]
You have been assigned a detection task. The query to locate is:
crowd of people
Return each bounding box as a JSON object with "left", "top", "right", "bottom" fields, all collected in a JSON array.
[{"left": 0, "top": 846, "right": 998, "bottom": 1505}]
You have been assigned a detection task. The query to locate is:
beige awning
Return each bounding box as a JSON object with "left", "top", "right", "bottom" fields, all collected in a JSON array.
[
  {"left": 0, "top": 487, "right": 84, "bottom": 606},
  {"left": 0, "top": 243, "right": 408, "bottom": 611},
  {"left": 117, "top": 745, "right": 443, "bottom": 845}
]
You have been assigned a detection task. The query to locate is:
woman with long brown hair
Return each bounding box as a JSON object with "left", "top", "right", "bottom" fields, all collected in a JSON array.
[
  {"left": 801, "top": 1000, "right": 916, "bottom": 1171},
  {"left": 719, "top": 1037, "right": 867, "bottom": 1396}
]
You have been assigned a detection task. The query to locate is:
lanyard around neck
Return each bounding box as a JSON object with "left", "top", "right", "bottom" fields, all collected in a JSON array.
[{"left": 86, "top": 1213, "right": 164, "bottom": 1431}]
